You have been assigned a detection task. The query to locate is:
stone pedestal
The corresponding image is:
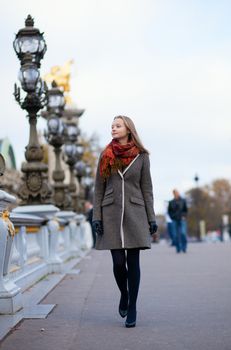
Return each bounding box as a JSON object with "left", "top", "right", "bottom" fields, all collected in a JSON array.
[
  {"left": 56, "top": 211, "right": 80, "bottom": 256},
  {"left": 75, "top": 214, "right": 92, "bottom": 250},
  {"left": 13, "top": 205, "right": 61, "bottom": 272},
  {"left": 0, "top": 190, "right": 22, "bottom": 314},
  {"left": 47, "top": 218, "right": 63, "bottom": 273}
]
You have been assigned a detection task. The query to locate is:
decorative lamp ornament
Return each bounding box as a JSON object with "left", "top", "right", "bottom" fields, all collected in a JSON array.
[{"left": 13, "top": 14, "right": 47, "bottom": 67}]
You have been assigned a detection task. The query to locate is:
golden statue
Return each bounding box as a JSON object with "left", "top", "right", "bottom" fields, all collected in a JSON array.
[{"left": 43, "top": 60, "right": 74, "bottom": 105}]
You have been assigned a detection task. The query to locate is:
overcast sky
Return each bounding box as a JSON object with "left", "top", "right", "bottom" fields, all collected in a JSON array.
[{"left": 1, "top": 0, "right": 231, "bottom": 213}]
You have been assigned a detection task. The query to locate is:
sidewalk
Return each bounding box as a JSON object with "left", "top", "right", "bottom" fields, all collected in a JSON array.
[{"left": 1, "top": 243, "right": 231, "bottom": 350}]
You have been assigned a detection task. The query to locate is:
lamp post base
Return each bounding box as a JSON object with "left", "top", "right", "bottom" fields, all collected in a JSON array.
[{"left": 19, "top": 161, "right": 52, "bottom": 205}]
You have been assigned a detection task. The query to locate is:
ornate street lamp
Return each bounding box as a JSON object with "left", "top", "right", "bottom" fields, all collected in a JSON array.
[
  {"left": 64, "top": 140, "right": 84, "bottom": 206},
  {"left": 13, "top": 18, "right": 52, "bottom": 205},
  {"left": 42, "top": 81, "right": 71, "bottom": 209},
  {"left": 63, "top": 142, "right": 78, "bottom": 210},
  {"left": 74, "top": 161, "right": 93, "bottom": 211},
  {"left": 81, "top": 164, "right": 94, "bottom": 202},
  {"left": 74, "top": 160, "right": 86, "bottom": 213},
  {"left": 13, "top": 15, "right": 46, "bottom": 67},
  {"left": 82, "top": 175, "right": 94, "bottom": 202},
  {"left": 193, "top": 173, "right": 200, "bottom": 240}
]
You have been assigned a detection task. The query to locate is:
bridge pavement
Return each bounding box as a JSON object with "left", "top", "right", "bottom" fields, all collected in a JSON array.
[{"left": 1, "top": 242, "right": 231, "bottom": 350}]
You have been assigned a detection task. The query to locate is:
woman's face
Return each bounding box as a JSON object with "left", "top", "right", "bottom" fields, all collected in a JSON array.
[{"left": 111, "top": 118, "right": 129, "bottom": 141}]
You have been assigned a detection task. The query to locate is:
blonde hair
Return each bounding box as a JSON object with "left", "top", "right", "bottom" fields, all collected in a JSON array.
[{"left": 114, "top": 116, "right": 149, "bottom": 154}]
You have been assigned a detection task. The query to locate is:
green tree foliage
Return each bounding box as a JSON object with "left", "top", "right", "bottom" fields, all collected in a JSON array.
[
  {"left": 186, "top": 178, "right": 231, "bottom": 236},
  {"left": 80, "top": 132, "right": 102, "bottom": 175}
]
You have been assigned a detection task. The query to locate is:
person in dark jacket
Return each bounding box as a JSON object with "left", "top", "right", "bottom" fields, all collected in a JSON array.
[
  {"left": 92, "top": 115, "right": 158, "bottom": 328},
  {"left": 168, "top": 189, "right": 188, "bottom": 253}
]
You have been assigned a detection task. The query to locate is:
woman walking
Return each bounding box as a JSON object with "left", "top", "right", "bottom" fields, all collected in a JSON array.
[{"left": 92, "top": 116, "right": 158, "bottom": 328}]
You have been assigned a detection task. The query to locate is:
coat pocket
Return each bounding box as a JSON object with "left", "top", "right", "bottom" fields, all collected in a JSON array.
[
  {"left": 102, "top": 197, "right": 114, "bottom": 207},
  {"left": 104, "top": 188, "right": 114, "bottom": 196},
  {"left": 130, "top": 196, "right": 145, "bottom": 206}
]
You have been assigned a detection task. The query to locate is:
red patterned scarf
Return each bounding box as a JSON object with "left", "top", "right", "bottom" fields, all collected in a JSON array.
[{"left": 100, "top": 139, "right": 140, "bottom": 178}]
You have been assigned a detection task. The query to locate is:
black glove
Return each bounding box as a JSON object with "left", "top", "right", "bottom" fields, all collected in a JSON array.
[
  {"left": 92, "top": 220, "right": 104, "bottom": 236},
  {"left": 149, "top": 221, "right": 158, "bottom": 235}
]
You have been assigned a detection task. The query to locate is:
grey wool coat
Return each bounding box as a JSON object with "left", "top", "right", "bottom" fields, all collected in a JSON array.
[{"left": 93, "top": 152, "right": 156, "bottom": 250}]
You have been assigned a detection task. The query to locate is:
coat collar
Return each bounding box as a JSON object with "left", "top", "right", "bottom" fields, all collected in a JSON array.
[{"left": 118, "top": 154, "right": 140, "bottom": 178}]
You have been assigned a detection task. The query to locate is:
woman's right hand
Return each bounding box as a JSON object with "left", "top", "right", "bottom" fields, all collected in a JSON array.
[
  {"left": 92, "top": 220, "right": 104, "bottom": 236},
  {"left": 149, "top": 221, "right": 158, "bottom": 234}
]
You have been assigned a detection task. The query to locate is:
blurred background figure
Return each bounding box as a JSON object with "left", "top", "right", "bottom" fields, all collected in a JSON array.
[
  {"left": 85, "top": 201, "right": 95, "bottom": 248},
  {"left": 164, "top": 200, "right": 175, "bottom": 246},
  {"left": 166, "top": 212, "right": 175, "bottom": 246},
  {"left": 168, "top": 189, "right": 188, "bottom": 253}
]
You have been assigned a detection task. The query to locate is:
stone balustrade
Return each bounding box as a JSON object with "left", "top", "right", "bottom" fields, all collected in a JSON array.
[{"left": 0, "top": 190, "right": 93, "bottom": 315}]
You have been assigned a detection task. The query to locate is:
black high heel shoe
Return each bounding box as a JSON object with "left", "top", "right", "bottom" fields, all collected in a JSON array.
[
  {"left": 125, "top": 309, "right": 137, "bottom": 328},
  {"left": 119, "top": 294, "right": 128, "bottom": 318},
  {"left": 119, "top": 308, "right": 128, "bottom": 318}
]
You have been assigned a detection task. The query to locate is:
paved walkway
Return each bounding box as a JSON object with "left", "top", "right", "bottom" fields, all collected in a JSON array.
[{"left": 1, "top": 242, "right": 231, "bottom": 350}]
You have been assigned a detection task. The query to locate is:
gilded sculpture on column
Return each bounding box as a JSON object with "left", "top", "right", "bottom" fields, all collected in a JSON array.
[{"left": 43, "top": 60, "right": 74, "bottom": 105}]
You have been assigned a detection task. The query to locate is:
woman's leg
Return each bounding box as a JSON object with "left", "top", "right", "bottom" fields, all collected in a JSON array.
[
  {"left": 126, "top": 248, "right": 140, "bottom": 325},
  {"left": 110, "top": 249, "right": 128, "bottom": 313}
]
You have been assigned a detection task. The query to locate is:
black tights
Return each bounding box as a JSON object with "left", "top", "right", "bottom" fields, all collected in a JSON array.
[{"left": 110, "top": 249, "right": 140, "bottom": 312}]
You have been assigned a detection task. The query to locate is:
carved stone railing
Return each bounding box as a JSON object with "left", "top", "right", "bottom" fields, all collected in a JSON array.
[{"left": 0, "top": 198, "right": 93, "bottom": 315}]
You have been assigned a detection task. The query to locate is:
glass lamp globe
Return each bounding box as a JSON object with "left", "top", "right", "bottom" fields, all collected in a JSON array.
[
  {"left": 48, "top": 117, "right": 59, "bottom": 135},
  {"left": 64, "top": 144, "right": 77, "bottom": 158},
  {"left": 75, "top": 160, "right": 86, "bottom": 177},
  {"left": 66, "top": 125, "right": 79, "bottom": 142},
  {"left": 76, "top": 143, "right": 84, "bottom": 158},
  {"left": 82, "top": 176, "right": 94, "bottom": 187},
  {"left": 13, "top": 15, "right": 47, "bottom": 67},
  {"left": 85, "top": 164, "right": 92, "bottom": 176},
  {"left": 47, "top": 81, "right": 65, "bottom": 114},
  {"left": 18, "top": 57, "right": 40, "bottom": 92}
]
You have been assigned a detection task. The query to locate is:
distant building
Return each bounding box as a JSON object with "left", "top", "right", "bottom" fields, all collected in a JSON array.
[{"left": 0, "top": 138, "right": 17, "bottom": 169}]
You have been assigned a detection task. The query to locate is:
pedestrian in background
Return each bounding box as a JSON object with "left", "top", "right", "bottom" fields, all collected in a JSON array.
[
  {"left": 92, "top": 115, "right": 158, "bottom": 328},
  {"left": 168, "top": 189, "right": 188, "bottom": 253},
  {"left": 164, "top": 200, "right": 175, "bottom": 246},
  {"left": 84, "top": 201, "right": 95, "bottom": 248},
  {"left": 166, "top": 212, "right": 175, "bottom": 246}
]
